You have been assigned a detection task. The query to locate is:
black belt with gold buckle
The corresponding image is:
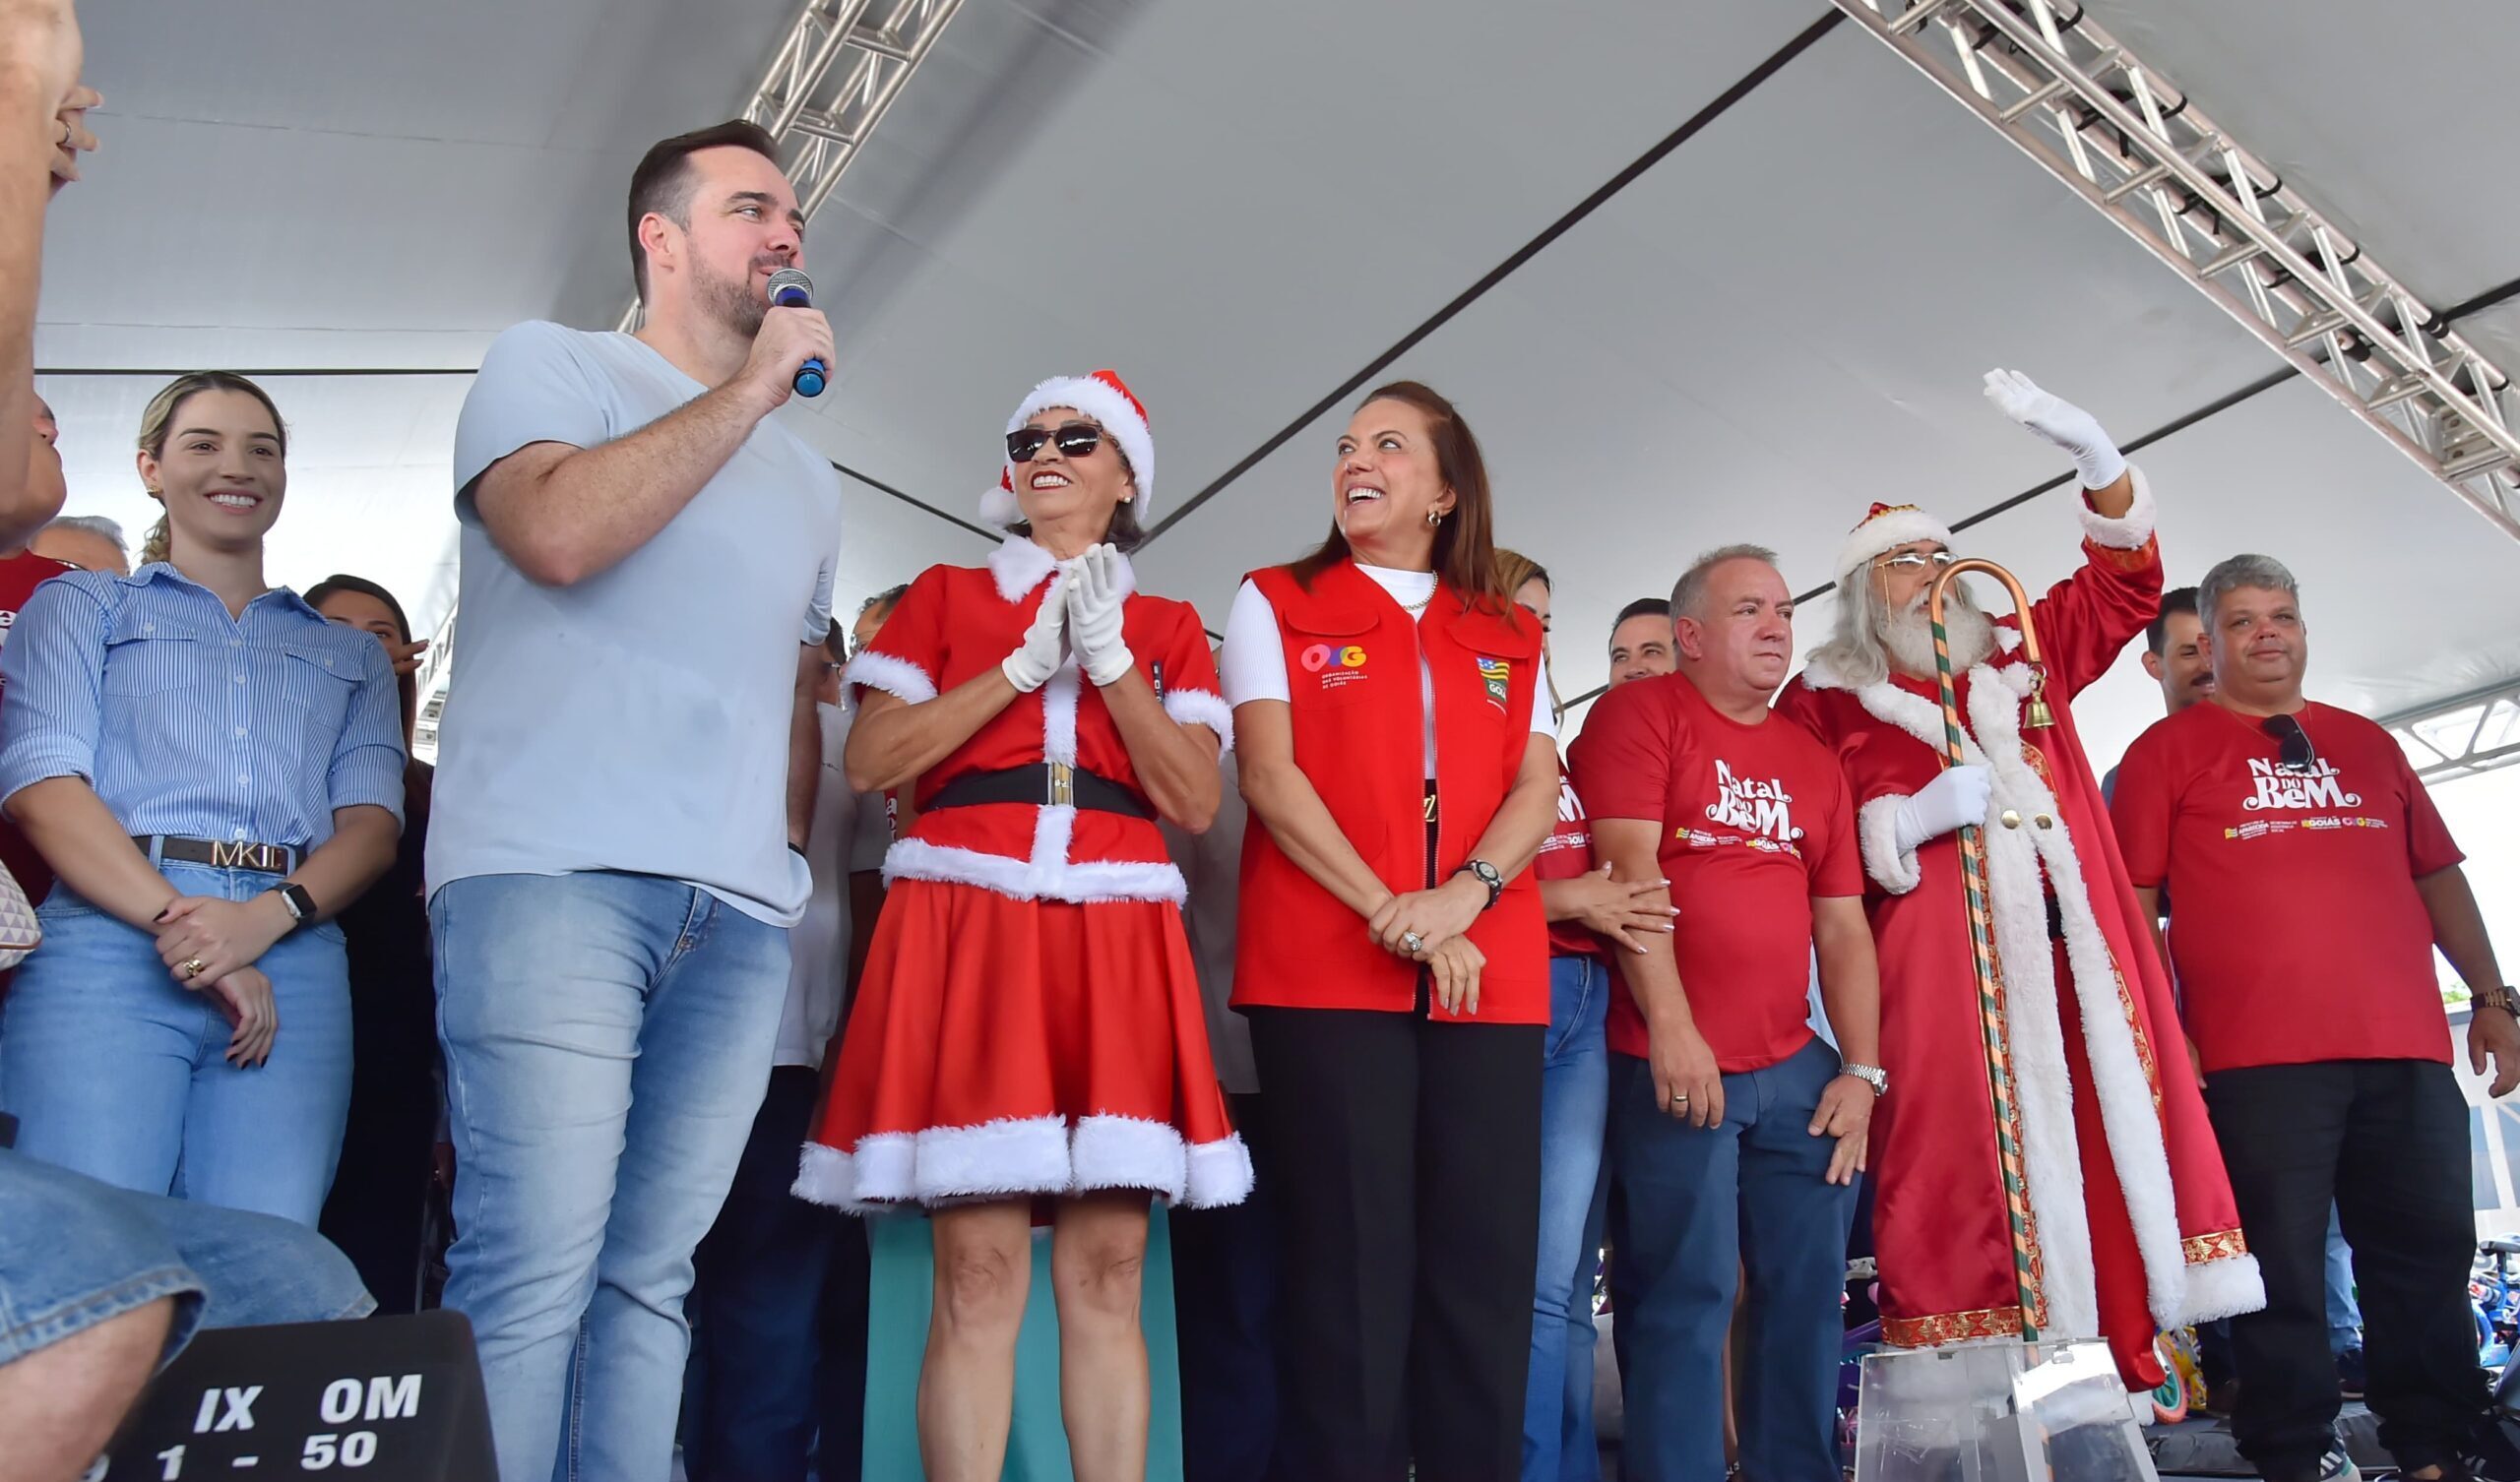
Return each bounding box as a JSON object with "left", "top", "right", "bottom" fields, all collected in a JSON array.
[
  {"left": 137, "top": 834, "right": 301, "bottom": 875},
  {"left": 926, "top": 764, "right": 1154, "bottom": 820}
]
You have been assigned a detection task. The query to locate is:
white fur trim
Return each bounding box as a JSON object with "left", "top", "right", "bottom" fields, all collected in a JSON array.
[
  {"left": 1858, "top": 792, "right": 1924, "bottom": 895},
  {"left": 1835, "top": 506, "right": 1954, "bottom": 585},
  {"left": 1042, "top": 664, "right": 1080, "bottom": 765},
  {"left": 2075, "top": 465, "right": 2156, "bottom": 550},
  {"left": 1072, "top": 1114, "right": 1190, "bottom": 1203},
  {"left": 791, "top": 1118, "right": 1252, "bottom": 1210},
  {"left": 988, "top": 533, "right": 1060, "bottom": 601},
  {"left": 882, "top": 824, "right": 1188, "bottom": 905},
  {"left": 2177, "top": 1253, "right": 2266, "bottom": 1327},
  {"left": 979, "top": 480, "right": 1022, "bottom": 528},
  {"left": 1963, "top": 660, "right": 2190, "bottom": 1332},
  {"left": 1184, "top": 1136, "right": 1256, "bottom": 1208},
  {"left": 992, "top": 375, "right": 1156, "bottom": 525},
  {"left": 844, "top": 649, "right": 937, "bottom": 706},
  {"left": 1163, "top": 688, "right": 1234, "bottom": 754}
]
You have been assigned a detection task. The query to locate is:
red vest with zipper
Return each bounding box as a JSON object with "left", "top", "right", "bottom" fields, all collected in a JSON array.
[{"left": 1230, "top": 559, "right": 1548, "bottom": 1024}]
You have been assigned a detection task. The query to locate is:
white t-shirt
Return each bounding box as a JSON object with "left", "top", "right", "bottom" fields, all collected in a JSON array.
[
  {"left": 1220, "top": 567, "right": 1556, "bottom": 776},
  {"left": 773, "top": 699, "right": 895, "bottom": 1069},
  {"left": 432, "top": 321, "right": 842, "bottom": 924}
]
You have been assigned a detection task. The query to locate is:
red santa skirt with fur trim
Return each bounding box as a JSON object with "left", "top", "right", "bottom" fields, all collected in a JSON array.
[{"left": 796, "top": 878, "right": 1253, "bottom": 1211}]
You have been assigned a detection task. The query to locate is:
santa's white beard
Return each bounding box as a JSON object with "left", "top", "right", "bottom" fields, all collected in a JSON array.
[{"left": 1880, "top": 587, "right": 1996, "bottom": 677}]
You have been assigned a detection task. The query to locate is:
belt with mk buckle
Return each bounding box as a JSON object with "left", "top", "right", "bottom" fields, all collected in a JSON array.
[{"left": 137, "top": 834, "right": 302, "bottom": 875}]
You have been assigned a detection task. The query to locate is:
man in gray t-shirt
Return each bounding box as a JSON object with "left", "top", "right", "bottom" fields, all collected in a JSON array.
[{"left": 428, "top": 118, "right": 842, "bottom": 1482}]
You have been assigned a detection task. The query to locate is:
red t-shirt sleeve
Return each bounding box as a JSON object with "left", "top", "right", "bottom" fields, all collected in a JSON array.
[
  {"left": 850, "top": 565, "right": 951, "bottom": 703},
  {"left": 2108, "top": 721, "right": 2175, "bottom": 889},
  {"left": 2396, "top": 745, "right": 2466, "bottom": 878},
  {"left": 1805, "top": 760, "right": 1863, "bottom": 898},
  {"left": 1568, "top": 682, "right": 1670, "bottom": 822}
]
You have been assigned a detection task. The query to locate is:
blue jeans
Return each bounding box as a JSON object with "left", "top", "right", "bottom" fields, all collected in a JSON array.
[
  {"left": 431, "top": 872, "right": 789, "bottom": 1482},
  {"left": 0, "top": 1146, "right": 373, "bottom": 1369},
  {"left": 1606, "top": 1037, "right": 1856, "bottom": 1482},
  {"left": 0, "top": 861, "right": 352, "bottom": 1224},
  {"left": 1526, "top": 954, "right": 1610, "bottom": 1482},
  {"left": 2325, "top": 1204, "right": 2362, "bottom": 1355}
]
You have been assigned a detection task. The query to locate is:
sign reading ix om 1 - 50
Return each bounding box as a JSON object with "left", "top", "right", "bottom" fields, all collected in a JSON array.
[{"left": 96, "top": 1312, "right": 494, "bottom": 1482}]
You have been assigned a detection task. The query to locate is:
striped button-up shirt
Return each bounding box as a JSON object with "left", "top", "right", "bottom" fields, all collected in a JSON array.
[{"left": 0, "top": 564, "right": 406, "bottom": 850}]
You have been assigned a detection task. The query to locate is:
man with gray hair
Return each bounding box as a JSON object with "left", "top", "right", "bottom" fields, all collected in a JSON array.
[
  {"left": 1775, "top": 369, "right": 2260, "bottom": 1394},
  {"left": 1570, "top": 543, "right": 1881, "bottom": 1480},
  {"left": 31, "top": 511, "right": 124, "bottom": 575},
  {"left": 2112, "top": 553, "right": 2516, "bottom": 1482}
]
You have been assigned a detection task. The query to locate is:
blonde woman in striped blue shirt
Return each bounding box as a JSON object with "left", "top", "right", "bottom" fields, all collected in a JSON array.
[{"left": 0, "top": 372, "right": 405, "bottom": 1226}]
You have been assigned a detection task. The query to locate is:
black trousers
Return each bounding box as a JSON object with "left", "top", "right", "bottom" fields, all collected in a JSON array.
[
  {"left": 2205, "top": 1059, "right": 2487, "bottom": 1477},
  {"left": 1172, "top": 1091, "right": 1285, "bottom": 1482},
  {"left": 1246, "top": 1005, "right": 1543, "bottom": 1482}
]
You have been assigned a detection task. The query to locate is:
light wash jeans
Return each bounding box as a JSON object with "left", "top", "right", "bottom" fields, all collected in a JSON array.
[
  {"left": 2326, "top": 1203, "right": 2362, "bottom": 1355},
  {"left": 0, "top": 1145, "right": 373, "bottom": 1368},
  {"left": 432, "top": 872, "right": 788, "bottom": 1482},
  {"left": 1525, "top": 953, "right": 1610, "bottom": 1482},
  {"left": 0, "top": 860, "right": 351, "bottom": 1225}
]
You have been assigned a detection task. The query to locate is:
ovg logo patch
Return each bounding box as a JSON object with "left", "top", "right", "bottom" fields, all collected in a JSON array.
[{"left": 1477, "top": 655, "right": 1511, "bottom": 711}]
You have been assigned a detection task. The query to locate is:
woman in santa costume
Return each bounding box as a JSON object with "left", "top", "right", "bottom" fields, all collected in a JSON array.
[
  {"left": 797, "top": 370, "right": 1250, "bottom": 1482},
  {"left": 1223, "top": 381, "right": 1563, "bottom": 1482},
  {"left": 1774, "top": 368, "right": 2263, "bottom": 1391}
]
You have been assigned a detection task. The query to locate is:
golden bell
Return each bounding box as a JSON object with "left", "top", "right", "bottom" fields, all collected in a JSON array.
[
  {"left": 2025, "top": 693, "right": 2056, "bottom": 730},
  {"left": 2000, "top": 810, "right": 2022, "bottom": 830}
]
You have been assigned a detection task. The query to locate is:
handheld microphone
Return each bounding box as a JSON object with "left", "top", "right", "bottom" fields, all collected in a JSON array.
[{"left": 764, "top": 267, "right": 827, "bottom": 398}]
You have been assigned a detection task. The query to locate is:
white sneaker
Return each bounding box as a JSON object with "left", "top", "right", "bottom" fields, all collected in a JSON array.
[{"left": 2314, "top": 1449, "right": 2362, "bottom": 1482}]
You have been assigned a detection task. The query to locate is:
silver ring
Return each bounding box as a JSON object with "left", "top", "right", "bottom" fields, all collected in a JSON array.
[{"left": 1402, "top": 931, "right": 1425, "bottom": 955}]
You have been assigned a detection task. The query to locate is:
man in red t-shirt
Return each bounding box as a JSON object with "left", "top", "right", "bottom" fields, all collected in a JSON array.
[
  {"left": 0, "top": 392, "right": 76, "bottom": 917},
  {"left": 2112, "top": 552, "right": 2517, "bottom": 1482},
  {"left": 1570, "top": 544, "right": 1882, "bottom": 1482}
]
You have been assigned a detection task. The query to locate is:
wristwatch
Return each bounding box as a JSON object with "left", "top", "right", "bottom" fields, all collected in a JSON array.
[
  {"left": 2477, "top": 986, "right": 2520, "bottom": 1018},
  {"left": 1844, "top": 1063, "right": 1889, "bottom": 1097},
  {"left": 273, "top": 883, "right": 319, "bottom": 929},
  {"left": 1457, "top": 859, "right": 1505, "bottom": 910}
]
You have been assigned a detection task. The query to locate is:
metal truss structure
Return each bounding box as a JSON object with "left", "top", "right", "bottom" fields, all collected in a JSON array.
[
  {"left": 1836, "top": 0, "right": 2520, "bottom": 547},
  {"left": 2384, "top": 677, "right": 2520, "bottom": 784},
  {"left": 614, "top": 0, "right": 967, "bottom": 333}
]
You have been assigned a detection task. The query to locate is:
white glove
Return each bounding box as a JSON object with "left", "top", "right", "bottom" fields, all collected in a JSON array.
[
  {"left": 1064, "top": 543, "right": 1135, "bottom": 687},
  {"left": 1984, "top": 368, "right": 2127, "bottom": 492},
  {"left": 1001, "top": 580, "right": 1067, "bottom": 693},
  {"left": 1893, "top": 763, "right": 1992, "bottom": 856}
]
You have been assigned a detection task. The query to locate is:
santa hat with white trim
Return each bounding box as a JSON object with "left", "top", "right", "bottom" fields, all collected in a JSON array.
[
  {"left": 979, "top": 369, "right": 1156, "bottom": 528},
  {"left": 1834, "top": 501, "right": 1954, "bottom": 585}
]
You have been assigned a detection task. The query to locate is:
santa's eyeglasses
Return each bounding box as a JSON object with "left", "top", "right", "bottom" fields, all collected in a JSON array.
[
  {"left": 1005, "top": 422, "right": 1106, "bottom": 463},
  {"left": 1873, "top": 550, "right": 1958, "bottom": 572},
  {"left": 2260, "top": 712, "right": 2319, "bottom": 773}
]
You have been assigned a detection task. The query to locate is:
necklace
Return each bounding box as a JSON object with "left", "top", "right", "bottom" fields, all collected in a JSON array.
[{"left": 1400, "top": 593, "right": 1432, "bottom": 615}]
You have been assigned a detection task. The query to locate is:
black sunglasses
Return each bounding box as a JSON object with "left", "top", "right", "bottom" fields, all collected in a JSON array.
[
  {"left": 2261, "top": 712, "right": 2318, "bottom": 773},
  {"left": 1005, "top": 421, "right": 1104, "bottom": 463}
]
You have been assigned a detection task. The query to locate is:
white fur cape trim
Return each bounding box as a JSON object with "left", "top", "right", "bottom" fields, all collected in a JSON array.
[
  {"left": 2178, "top": 1252, "right": 2266, "bottom": 1326},
  {"left": 1858, "top": 792, "right": 1923, "bottom": 895}
]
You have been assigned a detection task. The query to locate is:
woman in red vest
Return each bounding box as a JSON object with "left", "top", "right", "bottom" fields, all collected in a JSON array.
[
  {"left": 1222, "top": 381, "right": 1562, "bottom": 1482},
  {"left": 798, "top": 371, "right": 1251, "bottom": 1482}
]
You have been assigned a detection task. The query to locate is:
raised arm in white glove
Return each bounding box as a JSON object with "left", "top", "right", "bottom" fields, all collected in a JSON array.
[
  {"left": 1984, "top": 368, "right": 2127, "bottom": 492},
  {"left": 1065, "top": 543, "right": 1135, "bottom": 687},
  {"left": 1893, "top": 763, "right": 1993, "bottom": 857},
  {"left": 1001, "top": 580, "right": 1068, "bottom": 693}
]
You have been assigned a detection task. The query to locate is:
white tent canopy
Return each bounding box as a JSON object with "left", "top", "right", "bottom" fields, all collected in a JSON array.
[{"left": 34, "top": 0, "right": 2520, "bottom": 777}]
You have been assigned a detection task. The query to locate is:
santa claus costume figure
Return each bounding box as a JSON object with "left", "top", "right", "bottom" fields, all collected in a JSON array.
[
  {"left": 1775, "top": 369, "right": 2263, "bottom": 1390},
  {"left": 798, "top": 370, "right": 1250, "bottom": 1481}
]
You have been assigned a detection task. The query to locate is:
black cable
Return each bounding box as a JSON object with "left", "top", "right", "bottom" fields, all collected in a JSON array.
[{"left": 1139, "top": 8, "right": 1848, "bottom": 546}]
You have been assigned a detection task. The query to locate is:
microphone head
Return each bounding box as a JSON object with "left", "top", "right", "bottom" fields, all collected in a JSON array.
[{"left": 766, "top": 267, "right": 814, "bottom": 307}]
